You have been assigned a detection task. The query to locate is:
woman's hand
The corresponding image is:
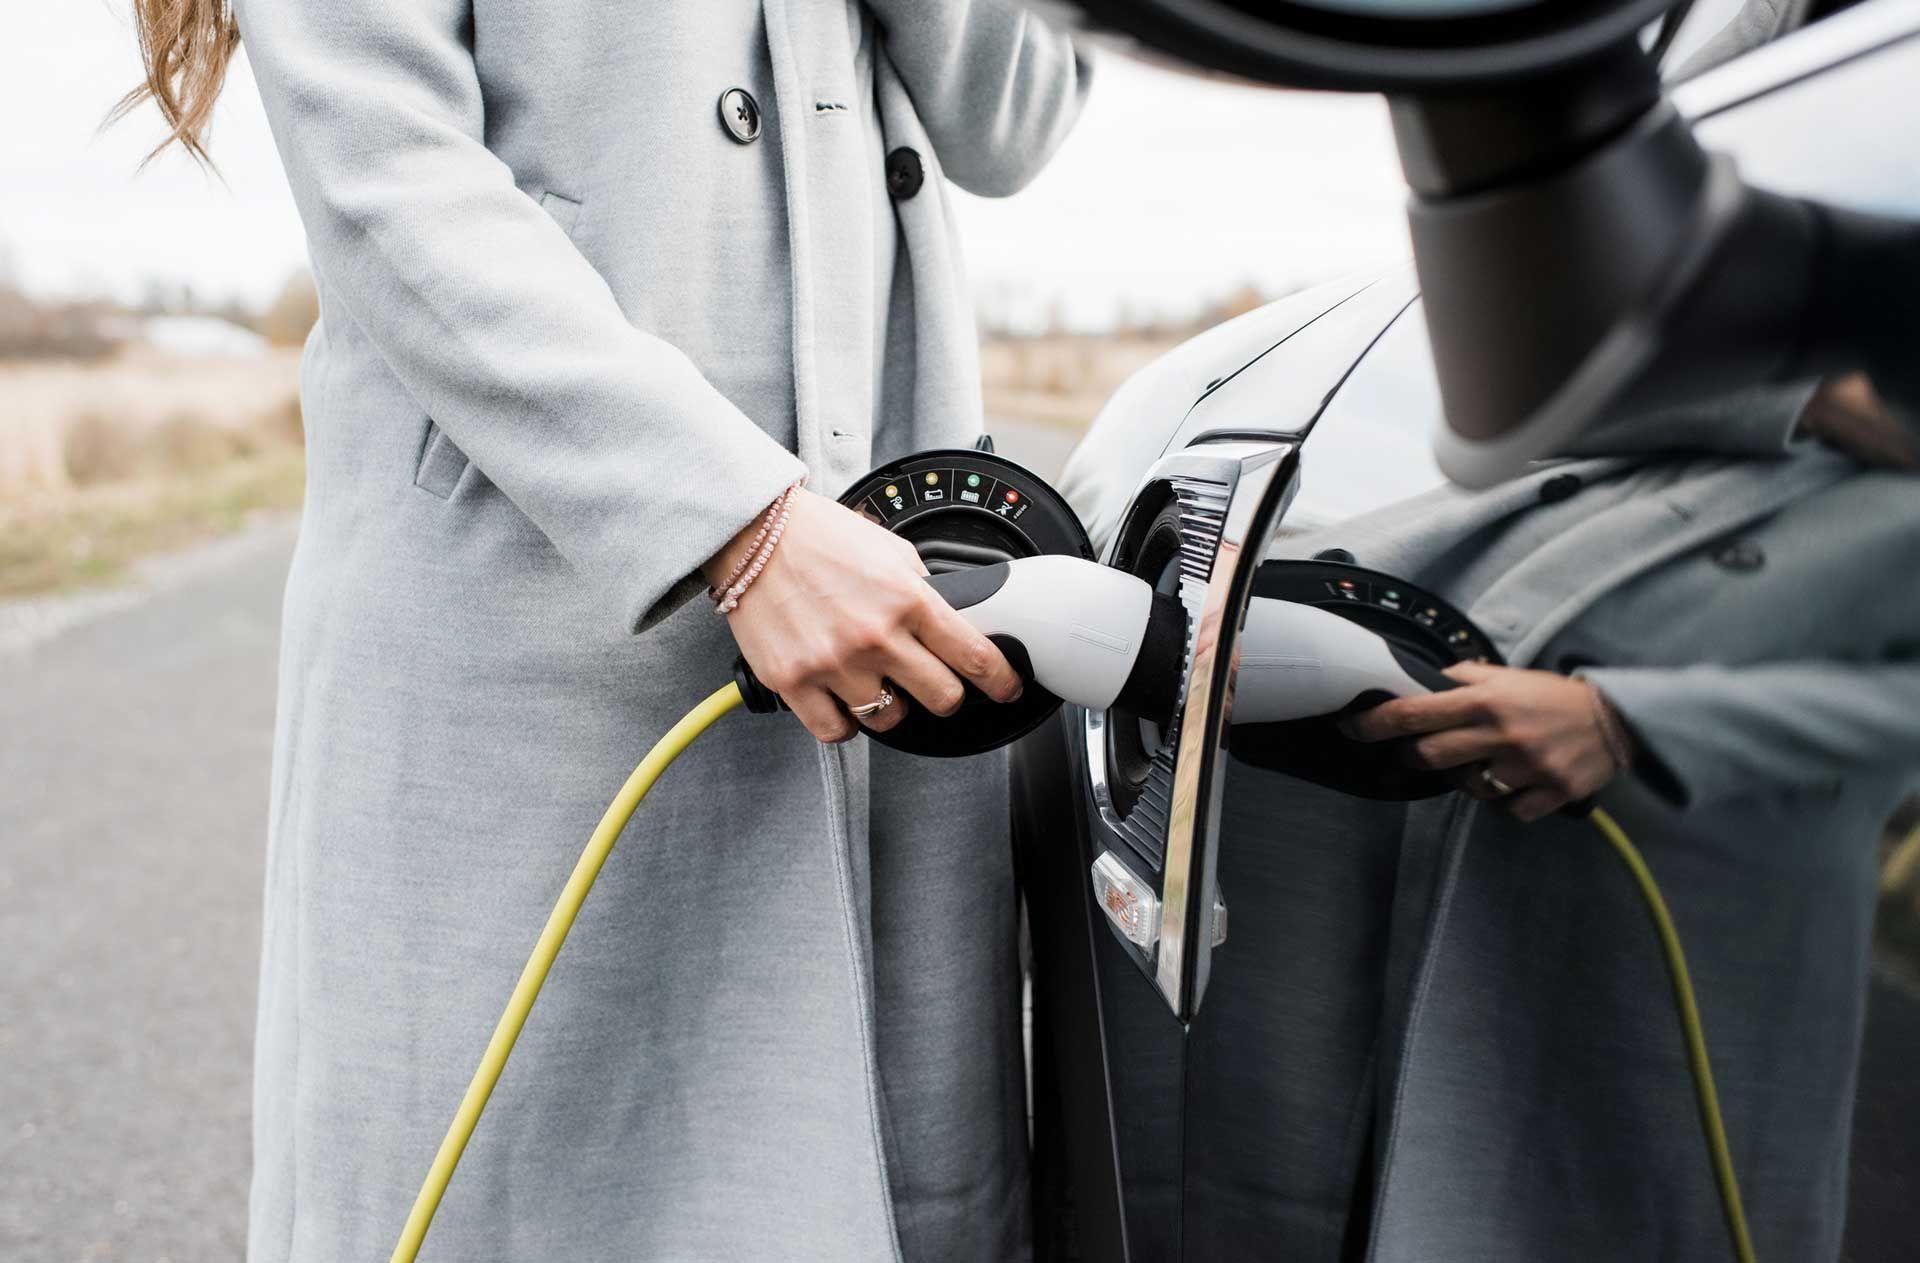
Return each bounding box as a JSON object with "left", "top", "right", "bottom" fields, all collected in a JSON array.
[
  {"left": 1341, "top": 662, "right": 1633, "bottom": 822},
  {"left": 705, "top": 488, "right": 1024, "bottom": 743}
]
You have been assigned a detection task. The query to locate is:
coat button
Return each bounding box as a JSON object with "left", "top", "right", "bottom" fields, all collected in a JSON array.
[
  {"left": 718, "top": 88, "right": 762, "bottom": 144},
  {"left": 1539, "top": 472, "right": 1583, "bottom": 503},
  {"left": 886, "top": 147, "right": 925, "bottom": 200},
  {"left": 1711, "top": 539, "right": 1765, "bottom": 572}
]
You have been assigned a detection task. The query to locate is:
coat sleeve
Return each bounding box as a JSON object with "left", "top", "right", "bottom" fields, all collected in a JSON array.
[
  {"left": 1583, "top": 658, "right": 1920, "bottom": 808},
  {"left": 865, "top": 0, "right": 1091, "bottom": 196},
  {"left": 1559, "top": 382, "right": 1817, "bottom": 462},
  {"left": 233, "top": 0, "right": 807, "bottom": 632}
]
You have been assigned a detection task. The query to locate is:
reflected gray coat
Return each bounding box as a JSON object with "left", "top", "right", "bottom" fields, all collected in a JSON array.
[
  {"left": 233, "top": 1, "right": 1085, "bottom": 1258},
  {"left": 1234, "top": 393, "right": 1920, "bottom": 1262}
]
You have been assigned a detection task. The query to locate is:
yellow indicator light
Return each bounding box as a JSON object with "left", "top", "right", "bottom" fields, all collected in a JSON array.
[
  {"left": 924, "top": 471, "right": 940, "bottom": 486},
  {"left": 884, "top": 484, "right": 898, "bottom": 498}
]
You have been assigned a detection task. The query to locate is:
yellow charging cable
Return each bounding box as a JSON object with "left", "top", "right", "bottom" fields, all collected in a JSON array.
[
  {"left": 1589, "top": 806, "right": 1757, "bottom": 1263},
  {"left": 390, "top": 681, "right": 744, "bottom": 1263},
  {"left": 385, "top": 684, "right": 1754, "bottom": 1263}
]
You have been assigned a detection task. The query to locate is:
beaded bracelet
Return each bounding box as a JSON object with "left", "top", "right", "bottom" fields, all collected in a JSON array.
[
  {"left": 711, "top": 479, "right": 804, "bottom": 615},
  {"left": 1585, "top": 681, "right": 1636, "bottom": 774},
  {"left": 712, "top": 479, "right": 796, "bottom": 595}
]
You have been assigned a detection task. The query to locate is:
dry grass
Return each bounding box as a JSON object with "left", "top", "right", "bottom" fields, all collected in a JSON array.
[
  {"left": 0, "top": 448, "right": 305, "bottom": 599},
  {"left": 980, "top": 333, "right": 1180, "bottom": 430},
  {"left": 0, "top": 350, "right": 303, "bottom": 498},
  {"left": 0, "top": 350, "right": 306, "bottom": 597}
]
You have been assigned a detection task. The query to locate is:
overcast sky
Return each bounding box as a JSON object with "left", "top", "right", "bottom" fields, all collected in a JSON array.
[{"left": 7, "top": 2, "right": 1418, "bottom": 327}]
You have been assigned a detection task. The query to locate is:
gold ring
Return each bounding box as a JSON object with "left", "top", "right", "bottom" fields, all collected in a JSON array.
[
  {"left": 1480, "top": 766, "right": 1516, "bottom": 797},
  {"left": 849, "top": 688, "right": 895, "bottom": 720}
]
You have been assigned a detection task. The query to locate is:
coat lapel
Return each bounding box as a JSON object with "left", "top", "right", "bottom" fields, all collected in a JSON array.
[
  {"left": 762, "top": 0, "right": 874, "bottom": 498},
  {"left": 761, "top": 9, "right": 901, "bottom": 1253},
  {"left": 873, "top": 58, "right": 985, "bottom": 453}
]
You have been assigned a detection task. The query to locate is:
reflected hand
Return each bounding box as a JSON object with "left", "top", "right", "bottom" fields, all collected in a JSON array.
[
  {"left": 1800, "top": 373, "right": 1920, "bottom": 470},
  {"left": 1341, "top": 661, "right": 1631, "bottom": 822},
  {"left": 706, "top": 488, "right": 1023, "bottom": 743}
]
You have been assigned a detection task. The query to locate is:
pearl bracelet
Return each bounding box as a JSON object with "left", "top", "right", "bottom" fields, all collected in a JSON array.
[
  {"left": 713, "top": 482, "right": 791, "bottom": 594},
  {"left": 1585, "top": 681, "right": 1636, "bottom": 774},
  {"left": 711, "top": 479, "right": 803, "bottom": 615}
]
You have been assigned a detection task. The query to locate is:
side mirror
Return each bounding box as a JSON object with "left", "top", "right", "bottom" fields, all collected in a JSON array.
[{"left": 1044, "top": 0, "right": 1920, "bottom": 484}]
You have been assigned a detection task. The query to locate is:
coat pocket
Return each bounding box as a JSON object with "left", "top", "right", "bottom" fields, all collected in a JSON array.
[
  {"left": 413, "top": 418, "right": 470, "bottom": 499},
  {"left": 538, "top": 189, "right": 583, "bottom": 236}
]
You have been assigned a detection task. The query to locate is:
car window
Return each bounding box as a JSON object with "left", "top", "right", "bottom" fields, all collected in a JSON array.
[
  {"left": 1280, "top": 301, "right": 1448, "bottom": 537},
  {"left": 1691, "top": 27, "right": 1920, "bottom": 217}
]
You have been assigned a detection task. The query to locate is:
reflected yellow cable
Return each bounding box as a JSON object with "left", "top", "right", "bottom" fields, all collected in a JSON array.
[
  {"left": 1590, "top": 806, "right": 1757, "bottom": 1263},
  {"left": 386, "top": 685, "right": 1754, "bottom": 1263},
  {"left": 390, "top": 681, "right": 744, "bottom": 1263}
]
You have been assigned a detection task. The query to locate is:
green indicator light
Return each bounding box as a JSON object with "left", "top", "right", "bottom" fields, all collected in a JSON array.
[{"left": 967, "top": 473, "right": 982, "bottom": 488}]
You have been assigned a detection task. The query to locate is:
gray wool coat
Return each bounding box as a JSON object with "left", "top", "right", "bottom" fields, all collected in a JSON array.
[
  {"left": 1205, "top": 390, "right": 1920, "bottom": 1262},
  {"left": 233, "top": 2, "right": 1087, "bottom": 1259}
]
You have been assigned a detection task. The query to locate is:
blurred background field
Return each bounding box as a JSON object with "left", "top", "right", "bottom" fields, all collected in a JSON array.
[
  {"left": 0, "top": 273, "right": 313, "bottom": 597},
  {"left": 0, "top": 259, "right": 1283, "bottom": 601}
]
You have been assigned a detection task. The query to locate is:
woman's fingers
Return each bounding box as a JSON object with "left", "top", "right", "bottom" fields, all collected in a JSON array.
[
  {"left": 785, "top": 685, "right": 857, "bottom": 744},
  {"left": 1451, "top": 764, "right": 1499, "bottom": 800},
  {"left": 1449, "top": 758, "right": 1569, "bottom": 822},
  {"left": 908, "top": 592, "right": 1025, "bottom": 704},
  {"left": 1405, "top": 724, "right": 1505, "bottom": 771},
  {"left": 1506, "top": 787, "right": 1570, "bottom": 823},
  {"left": 720, "top": 493, "right": 1031, "bottom": 745},
  {"left": 1342, "top": 687, "right": 1487, "bottom": 742},
  {"left": 1451, "top": 758, "right": 1524, "bottom": 801},
  {"left": 828, "top": 672, "right": 909, "bottom": 733},
  {"left": 880, "top": 637, "right": 969, "bottom": 718},
  {"left": 1442, "top": 660, "right": 1503, "bottom": 685}
]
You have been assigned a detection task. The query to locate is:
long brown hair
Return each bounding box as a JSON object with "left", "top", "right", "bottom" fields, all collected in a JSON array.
[{"left": 112, "top": 0, "right": 241, "bottom": 166}]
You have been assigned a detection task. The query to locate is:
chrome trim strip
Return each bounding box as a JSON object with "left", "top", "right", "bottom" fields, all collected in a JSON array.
[
  {"left": 1151, "top": 441, "right": 1296, "bottom": 1016},
  {"left": 1082, "top": 438, "right": 1299, "bottom": 1017}
]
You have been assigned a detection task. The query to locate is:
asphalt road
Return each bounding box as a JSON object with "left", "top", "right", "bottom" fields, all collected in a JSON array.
[
  {"left": 1, "top": 522, "right": 293, "bottom": 1262},
  {"left": 3, "top": 417, "right": 1914, "bottom": 1260}
]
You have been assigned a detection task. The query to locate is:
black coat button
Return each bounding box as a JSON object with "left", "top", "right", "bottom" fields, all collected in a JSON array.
[
  {"left": 1539, "top": 472, "right": 1583, "bottom": 503},
  {"left": 718, "top": 88, "right": 762, "bottom": 144},
  {"left": 1711, "top": 539, "right": 1766, "bottom": 572},
  {"left": 1312, "top": 548, "right": 1357, "bottom": 564},
  {"left": 886, "top": 147, "right": 925, "bottom": 200}
]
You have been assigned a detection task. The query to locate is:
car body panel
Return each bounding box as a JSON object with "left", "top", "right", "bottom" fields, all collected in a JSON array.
[{"left": 1028, "top": 7, "right": 1920, "bottom": 1260}]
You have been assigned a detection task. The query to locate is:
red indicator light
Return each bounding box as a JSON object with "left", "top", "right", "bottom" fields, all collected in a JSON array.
[
  {"left": 1338, "top": 580, "right": 1355, "bottom": 590},
  {"left": 1003, "top": 489, "right": 1020, "bottom": 504}
]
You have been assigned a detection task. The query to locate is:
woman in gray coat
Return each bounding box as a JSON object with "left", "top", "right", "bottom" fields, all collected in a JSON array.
[
  {"left": 1197, "top": 378, "right": 1920, "bottom": 1262},
  {"left": 124, "top": 1, "right": 1086, "bottom": 1258}
]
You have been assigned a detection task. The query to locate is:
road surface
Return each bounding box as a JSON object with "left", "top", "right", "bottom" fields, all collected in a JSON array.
[
  {"left": 3, "top": 416, "right": 1915, "bottom": 1260},
  {"left": 1, "top": 522, "right": 291, "bottom": 1261}
]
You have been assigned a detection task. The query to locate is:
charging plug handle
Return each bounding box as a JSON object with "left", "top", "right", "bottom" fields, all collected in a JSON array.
[{"left": 735, "top": 559, "right": 1183, "bottom": 719}]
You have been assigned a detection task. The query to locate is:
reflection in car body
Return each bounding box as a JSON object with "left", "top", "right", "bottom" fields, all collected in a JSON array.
[{"left": 1018, "top": 8, "right": 1920, "bottom": 1259}]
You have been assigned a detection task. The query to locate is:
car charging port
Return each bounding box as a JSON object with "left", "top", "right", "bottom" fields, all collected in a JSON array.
[{"left": 1102, "top": 495, "right": 1189, "bottom": 821}]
